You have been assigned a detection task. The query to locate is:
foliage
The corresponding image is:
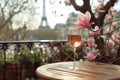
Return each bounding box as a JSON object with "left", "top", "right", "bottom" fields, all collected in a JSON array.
[
  {"left": 0, "top": 54, "right": 3, "bottom": 65},
  {"left": 0, "top": 53, "right": 16, "bottom": 66},
  {"left": 16, "top": 49, "right": 34, "bottom": 66},
  {"left": 27, "top": 29, "right": 61, "bottom": 40},
  {"left": 62, "top": 45, "right": 80, "bottom": 61},
  {"left": 39, "top": 28, "right": 61, "bottom": 40}
]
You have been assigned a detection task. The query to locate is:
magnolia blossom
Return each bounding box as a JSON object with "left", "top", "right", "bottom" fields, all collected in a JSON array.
[
  {"left": 85, "top": 47, "right": 91, "bottom": 52},
  {"left": 109, "top": 8, "right": 116, "bottom": 16},
  {"left": 94, "top": 0, "right": 105, "bottom": 13},
  {"left": 64, "top": 0, "right": 71, "bottom": 6},
  {"left": 75, "top": 11, "right": 94, "bottom": 29},
  {"left": 106, "top": 40, "right": 115, "bottom": 48},
  {"left": 105, "top": 15, "right": 112, "bottom": 22},
  {"left": 112, "top": 33, "right": 120, "bottom": 44},
  {"left": 85, "top": 48, "right": 100, "bottom": 61},
  {"left": 87, "top": 39, "right": 95, "bottom": 47},
  {"left": 85, "top": 53, "right": 97, "bottom": 61},
  {"left": 90, "top": 31, "right": 101, "bottom": 36},
  {"left": 112, "top": 22, "right": 117, "bottom": 29},
  {"left": 112, "top": 48, "right": 118, "bottom": 54}
]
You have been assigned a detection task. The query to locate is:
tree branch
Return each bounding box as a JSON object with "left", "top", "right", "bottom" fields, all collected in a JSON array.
[
  {"left": 70, "top": 0, "right": 92, "bottom": 13},
  {"left": 70, "top": 0, "right": 96, "bottom": 26},
  {"left": 98, "top": 0, "right": 118, "bottom": 27},
  {"left": 69, "top": 0, "right": 83, "bottom": 11}
]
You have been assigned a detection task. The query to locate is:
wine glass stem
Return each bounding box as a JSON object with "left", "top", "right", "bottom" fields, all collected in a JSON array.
[{"left": 73, "top": 48, "right": 76, "bottom": 70}]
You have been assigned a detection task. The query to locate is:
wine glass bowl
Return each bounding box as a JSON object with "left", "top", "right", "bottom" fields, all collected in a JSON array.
[{"left": 68, "top": 34, "right": 82, "bottom": 48}]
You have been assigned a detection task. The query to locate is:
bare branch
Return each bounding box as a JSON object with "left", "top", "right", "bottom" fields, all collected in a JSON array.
[
  {"left": 0, "top": 0, "right": 28, "bottom": 30},
  {"left": 69, "top": 0, "right": 82, "bottom": 11},
  {"left": 98, "top": 0, "right": 118, "bottom": 27},
  {"left": 70, "top": 0, "right": 91, "bottom": 13}
]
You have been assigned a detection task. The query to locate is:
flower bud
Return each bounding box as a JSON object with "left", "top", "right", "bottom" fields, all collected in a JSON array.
[{"left": 112, "top": 22, "right": 117, "bottom": 29}]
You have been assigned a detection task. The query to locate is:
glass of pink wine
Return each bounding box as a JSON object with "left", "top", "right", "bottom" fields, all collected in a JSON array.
[{"left": 68, "top": 28, "right": 82, "bottom": 70}]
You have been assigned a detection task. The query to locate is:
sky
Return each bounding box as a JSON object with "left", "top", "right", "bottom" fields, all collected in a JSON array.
[
  {"left": 12, "top": 0, "right": 76, "bottom": 30},
  {"left": 12, "top": 0, "right": 120, "bottom": 30},
  {"left": 31, "top": 0, "right": 120, "bottom": 29},
  {"left": 33, "top": 0, "right": 76, "bottom": 29}
]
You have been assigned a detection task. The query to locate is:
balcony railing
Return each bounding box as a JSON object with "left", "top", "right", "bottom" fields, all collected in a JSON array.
[{"left": 0, "top": 40, "right": 69, "bottom": 80}]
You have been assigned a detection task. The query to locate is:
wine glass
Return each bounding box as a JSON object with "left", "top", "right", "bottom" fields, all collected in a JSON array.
[{"left": 68, "top": 28, "right": 82, "bottom": 70}]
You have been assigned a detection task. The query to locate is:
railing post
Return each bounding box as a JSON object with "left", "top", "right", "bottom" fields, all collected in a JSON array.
[
  {"left": 2, "top": 43, "right": 8, "bottom": 80},
  {"left": 16, "top": 43, "right": 22, "bottom": 80}
]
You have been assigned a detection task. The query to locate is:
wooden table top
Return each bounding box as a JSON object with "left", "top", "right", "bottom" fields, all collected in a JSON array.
[{"left": 36, "top": 61, "right": 120, "bottom": 80}]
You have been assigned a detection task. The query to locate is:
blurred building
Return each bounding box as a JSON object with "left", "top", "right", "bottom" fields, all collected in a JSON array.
[
  {"left": 54, "top": 23, "right": 66, "bottom": 39},
  {"left": 54, "top": 12, "right": 78, "bottom": 40}
]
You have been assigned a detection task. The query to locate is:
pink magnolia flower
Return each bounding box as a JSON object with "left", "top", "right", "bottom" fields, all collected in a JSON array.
[
  {"left": 106, "top": 41, "right": 115, "bottom": 48},
  {"left": 113, "top": 48, "right": 118, "bottom": 54},
  {"left": 75, "top": 11, "right": 94, "bottom": 30},
  {"left": 109, "top": 8, "right": 116, "bottom": 16},
  {"left": 87, "top": 39, "right": 95, "bottom": 47},
  {"left": 89, "top": 26, "right": 101, "bottom": 36},
  {"left": 106, "top": 30, "right": 113, "bottom": 35},
  {"left": 85, "top": 54, "right": 97, "bottom": 61},
  {"left": 64, "top": 0, "right": 71, "bottom": 6},
  {"left": 85, "top": 47, "right": 91, "bottom": 52},
  {"left": 89, "top": 30, "right": 101, "bottom": 36},
  {"left": 112, "top": 22, "right": 117, "bottom": 29},
  {"left": 105, "top": 15, "right": 112, "bottom": 22}
]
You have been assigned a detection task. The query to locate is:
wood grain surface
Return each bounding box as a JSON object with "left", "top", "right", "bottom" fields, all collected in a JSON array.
[{"left": 36, "top": 61, "right": 120, "bottom": 80}]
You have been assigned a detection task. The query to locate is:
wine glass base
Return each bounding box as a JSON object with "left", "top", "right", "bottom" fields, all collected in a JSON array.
[{"left": 68, "top": 66, "right": 79, "bottom": 71}]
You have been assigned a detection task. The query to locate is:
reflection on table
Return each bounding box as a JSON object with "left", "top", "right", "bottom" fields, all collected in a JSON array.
[{"left": 36, "top": 61, "right": 120, "bottom": 80}]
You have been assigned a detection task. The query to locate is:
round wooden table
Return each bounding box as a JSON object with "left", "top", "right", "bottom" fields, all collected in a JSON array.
[{"left": 36, "top": 61, "right": 120, "bottom": 80}]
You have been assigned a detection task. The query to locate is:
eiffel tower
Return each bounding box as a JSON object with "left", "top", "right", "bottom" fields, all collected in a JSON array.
[{"left": 39, "top": 0, "right": 49, "bottom": 28}]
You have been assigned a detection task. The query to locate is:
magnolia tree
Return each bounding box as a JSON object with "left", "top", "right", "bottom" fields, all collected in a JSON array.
[{"left": 63, "top": 0, "right": 120, "bottom": 64}]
